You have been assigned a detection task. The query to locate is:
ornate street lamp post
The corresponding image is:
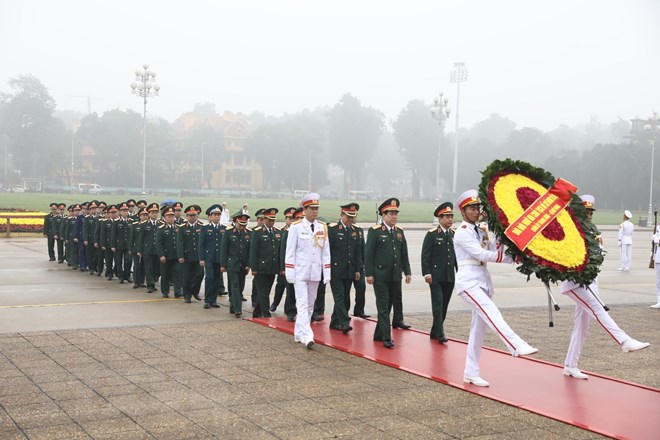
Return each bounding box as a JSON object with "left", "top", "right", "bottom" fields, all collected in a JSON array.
[
  {"left": 430, "top": 92, "right": 450, "bottom": 200},
  {"left": 130, "top": 64, "right": 160, "bottom": 194},
  {"left": 450, "top": 62, "right": 468, "bottom": 194}
]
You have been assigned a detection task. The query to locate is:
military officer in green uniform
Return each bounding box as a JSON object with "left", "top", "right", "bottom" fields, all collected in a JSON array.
[
  {"left": 177, "top": 205, "right": 204, "bottom": 303},
  {"left": 100, "top": 204, "right": 118, "bottom": 279},
  {"left": 348, "top": 213, "right": 370, "bottom": 319},
  {"left": 155, "top": 206, "right": 179, "bottom": 298},
  {"left": 421, "top": 202, "right": 457, "bottom": 343},
  {"left": 64, "top": 204, "right": 80, "bottom": 269},
  {"left": 93, "top": 202, "right": 107, "bottom": 276},
  {"left": 44, "top": 202, "right": 58, "bottom": 261},
  {"left": 221, "top": 211, "right": 252, "bottom": 317},
  {"left": 271, "top": 207, "right": 296, "bottom": 312},
  {"left": 52, "top": 203, "right": 66, "bottom": 263},
  {"left": 111, "top": 202, "right": 133, "bottom": 284},
  {"left": 250, "top": 208, "right": 282, "bottom": 318},
  {"left": 199, "top": 204, "right": 224, "bottom": 309},
  {"left": 328, "top": 203, "right": 363, "bottom": 334},
  {"left": 137, "top": 203, "right": 160, "bottom": 293},
  {"left": 83, "top": 201, "right": 99, "bottom": 275},
  {"left": 170, "top": 201, "right": 184, "bottom": 296},
  {"left": 249, "top": 208, "right": 266, "bottom": 306},
  {"left": 130, "top": 208, "right": 148, "bottom": 288},
  {"left": 365, "top": 198, "right": 412, "bottom": 348}
]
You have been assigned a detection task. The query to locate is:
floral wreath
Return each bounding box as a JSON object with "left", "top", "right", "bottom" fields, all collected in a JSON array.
[{"left": 478, "top": 159, "right": 604, "bottom": 286}]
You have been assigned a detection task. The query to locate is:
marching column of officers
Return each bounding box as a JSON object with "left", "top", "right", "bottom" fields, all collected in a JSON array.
[{"left": 43, "top": 191, "right": 650, "bottom": 385}]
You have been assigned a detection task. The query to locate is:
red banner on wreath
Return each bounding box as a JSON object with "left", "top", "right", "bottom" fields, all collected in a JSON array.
[{"left": 504, "top": 178, "right": 578, "bottom": 250}]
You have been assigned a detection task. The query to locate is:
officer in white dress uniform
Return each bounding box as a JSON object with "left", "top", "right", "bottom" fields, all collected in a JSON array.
[
  {"left": 285, "top": 193, "right": 331, "bottom": 349},
  {"left": 454, "top": 190, "right": 538, "bottom": 388},
  {"left": 618, "top": 210, "right": 634, "bottom": 271},
  {"left": 652, "top": 225, "right": 660, "bottom": 309},
  {"left": 561, "top": 195, "right": 650, "bottom": 380}
]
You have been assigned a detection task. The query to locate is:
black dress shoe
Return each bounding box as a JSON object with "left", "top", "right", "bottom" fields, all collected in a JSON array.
[
  {"left": 204, "top": 303, "right": 210, "bottom": 309},
  {"left": 355, "top": 313, "right": 371, "bottom": 319},
  {"left": 174, "top": 294, "right": 182, "bottom": 298},
  {"left": 49, "top": 258, "right": 56, "bottom": 261},
  {"left": 329, "top": 324, "right": 342, "bottom": 331},
  {"left": 242, "top": 296, "right": 247, "bottom": 302},
  {"left": 193, "top": 294, "right": 202, "bottom": 301},
  {"left": 269, "top": 304, "right": 277, "bottom": 312},
  {"left": 89, "top": 272, "right": 95, "bottom": 276},
  {"left": 147, "top": 288, "right": 154, "bottom": 293},
  {"left": 210, "top": 303, "right": 220, "bottom": 308},
  {"left": 235, "top": 312, "right": 242, "bottom": 318},
  {"left": 287, "top": 315, "right": 295, "bottom": 322},
  {"left": 184, "top": 299, "right": 192, "bottom": 303},
  {"left": 96, "top": 272, "right": 102, "bottom": 276},
  {"left": 119, "top": 280, "right": 125, "bottom": 284},
  {"left": 341, "top": 325, "right": 353, "bottom": 335},
  {"left": 383, "top": 340, "right": 395, "bottom": 349},
  {"left": 133, "top": 284, "right": 139, "bottom": 289},
  {"left": 392, "top": 322, "right": 411, "bottom": 330},
  {"left": 438, "top": 336, "right": 448, "bottom": 344},
  {"left": 162, "top": 294, "right": 169, "bottom": 298},
  {"left": 58, "top": 260, "right": 64, "bottom": 264}
]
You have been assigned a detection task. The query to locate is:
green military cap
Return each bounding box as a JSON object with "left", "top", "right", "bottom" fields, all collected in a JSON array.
[
  {"left": 254, "top": 209, "right": 265, "bottom": 219},
  {"left": 262, "top": 208, "right": 278, "bottom": 220},
  {"left": 147, "top": 202, "right": 159, "bottom": 212},
  {"left": 283, "top": 207, "right": 297, "bottom": 217},
  {"left": 434, "top": 202, "right": 453, "bottom": 217},
  {"left": 206, "top": 204, "right": 222, "bottom": 216},
  {"left": 378, "top": 197, "right": 400, "bottom": 215},
  {"left": 162, "top": 206, "right": 175, "bottom": 216},
  {"left": 184, "top": 205, "right": 202, "bottom": 215},
  {"left": 232, "top": 211, "right": 250, "bottom": 225},
  {"left": 341, "top": 203, "right": 360, "bottom": 217}
]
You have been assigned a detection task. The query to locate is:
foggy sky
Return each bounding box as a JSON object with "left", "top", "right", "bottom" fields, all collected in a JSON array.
[{"left": 1, "top": 0, "right": 659, "bottom": 131}]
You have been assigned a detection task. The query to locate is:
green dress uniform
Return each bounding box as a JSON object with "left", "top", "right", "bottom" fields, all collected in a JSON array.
[
  {"left": 93, "top": 214, "right": 105, "bottom": 275},
  {"left": 328, "top": 221, "right": 363, "bottom": 331},
  {"left": 129, "top": 219, "right": 145, "bottom": 287},
  {"left": 43, "top": 210, "right": 57, "bottom": 260},
  {"left": 220, "top": 223, "right": 252, "bottom": 315},
  {"left": 83, "top": 213, "right": 98, "bottom": 274},
  {"left": 365, "top": 220, "right": 411, "bottom": 345},
  {"left": 137, "top": 218, "right": 160, "bottom": 292},
  {"left": 421, "top": 225, "right": 457, "bottom": 341},
  {"left": 351, "top": 223, "right": 369, "bottom": 317},
  {"left": 155, "top": 222, "right": 179, "bottom": 297},
  {"left": 99, "top": 218, "right": 115, "bottom": 279},
  {"left": 111, "top": 218, "right": 132, "bottom": 283},
  {"left": 177, "top": 219, "right": 204, "bottom": 302},
  {"left": 249, "top": 217, "right": 282, "bottom": 318},
  {"left": 63, "top": 213, "right": 78, "bottom": 268},
  {"left": 51, "top": 211, "right": 65, "bottom": 262}
]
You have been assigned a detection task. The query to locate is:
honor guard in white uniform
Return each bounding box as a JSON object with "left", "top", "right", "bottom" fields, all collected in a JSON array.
[
  {"left": 285, "top": 193, "right": 331, "bottom": 349},
  {"left": 561, "top": 195, "right": 650, "bottom": 380},
  {"left": 618, "top": 209, "right": 634, "bottom": 271},
  {"left": 454, "top": 190, "right": 538, "bottom": 387},
  {"left": 652, "top": 225, "right": 660, "bottom": 309}
]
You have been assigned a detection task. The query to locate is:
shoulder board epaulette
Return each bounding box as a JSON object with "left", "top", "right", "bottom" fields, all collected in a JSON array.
[
  {"left": 429, "top": 227, "right": 437, "bottom": 232},
  {"left": 450, "top": 229, "right": 455, "bottom": 234},
  {"left": 84, "top": 214, "right": 91, "bottom": 218},
  {"left": 292, "top": 219, "right": 302, "bottom": 225},
  {"left": 175, "top": 223, "right": 183, "bottom": 227},
  {"left": 317, "top": 220, "right": 326, "bottom": 225},
  {"left": 100, "top": 218, "right": 107, "bottom": 222},
  {"left": 196, "top": 220, "right": 204, "bottom": 226},
  {"left": 327, "top": 222, "right": 337, "bottom": 227},
  {"left": 371, "top": 224, "right": 381, "bottom": 230},
  {"left": 226, "top": 225, "right": 234, "bottom": 231},
  {"left": 395, "top": 225, "right": 403, "bottom": 230},
  {"left": 158, "top": 224, "right": 166, "bottom": 228}
]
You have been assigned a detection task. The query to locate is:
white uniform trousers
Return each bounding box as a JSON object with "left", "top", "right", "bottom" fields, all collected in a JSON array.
[
  {"left": 655, "top": 265, "right": 660, "bottom": 304},
  {"left": 563, "top": 287, "right": 630, "bottom": 368},
  {"left": 294, "top": 280, "right": 320, "bottom": 343},
  {"left": 459, "top": 287, "right": 528, "bottom": 378},
  {"left": 620, "top": 244, "right": 632, "bottom": 270}
]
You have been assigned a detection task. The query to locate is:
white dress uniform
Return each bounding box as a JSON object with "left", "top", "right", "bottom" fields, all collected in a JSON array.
[
  {"left": 618, "top": 212, "right": 634, "bottom": 271},
  {"left": 454, "top": 221, "right": 536, "bottom": 381},
  {"left": 285, "top": 203, "right": 331, "bottom": 346},
  {"left": 651, "top": 226, "right": 660, "bottom": 308},
  {"left": 560, "top": 198, "right": 649, "bottom": 380}
]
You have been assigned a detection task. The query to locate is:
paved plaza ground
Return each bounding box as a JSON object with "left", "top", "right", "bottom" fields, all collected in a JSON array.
[{"left": 0, "top": 229, "right": 658, "bottom": 439}]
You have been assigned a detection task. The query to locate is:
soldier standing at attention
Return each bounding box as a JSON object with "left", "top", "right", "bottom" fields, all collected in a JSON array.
[
  {"left": 328, "top": 203, "right": 363, "bottom": 334},
  {"left": 156, "top": 206, "right": 180, "bottom": 298},
  {"left": 618, "top": 209, "right": 634, "bottom": 271},
  {"left": 365, "top": 198, "right": 412, "bottom": 349},
  {"left": 74, "top": 202, "right": 88, "bottom": 271},
  {"left": 285, "top": 194, "right": 331, "bottom": 349},
  {"left": 52, "top": 203, "right": 66, "bottom": 263},
  {"left": 271, "top": 207, "right": 296, "bottom": 312},
  {"left": 83, "top": 201, "right": 99, "bottom": 275},
  {"left": 250, "top": 208, "right": 282, "bottom": 318},
  {"left": 100, "top": 205, "right": 117, "bottom": 280},
  {"left": 171, "top": 202, "right": 184, "bottom": 297},
  {"left": 249, "top": 209, "right": 266, "bottom": 306},
  {"left": 421, "top": 202, "right": 457, "bottom": 344},
  {"left": 199, "top": 204, "right": 224, "bottom": 309},
  {"left": 177, "top": 205, "right": 204, "bottom": 303},
  {"left": 111, "top": 202, "right": 132, "bottom": 284},
  {"left": 137, "top": 203, "right": 160, "bottom": 293},
  {"left": 130, "top": 208, "right": 148, "bottom": 289},
  {"left": 348, "top": 211, "right": 370, "bottom": 319},
  {"left": 454, "top": 190, "right": 537, "bottom": 387},
  {"left": 44, "top": 202, "right": 58, "bottom": 261},
  {"left": 93, "top": 202, "right": 107, "bottom": 276},
  {"left": 221, "top": 211, "right": 252, "bottom": 317},
  {"left": 64, "top": 204, "right": 81, "bottom": 269}
]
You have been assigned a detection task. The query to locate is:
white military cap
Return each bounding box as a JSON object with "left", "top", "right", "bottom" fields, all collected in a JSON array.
[
  {"left": 456, "top": 189, "right": 480, "bottom": 210},
  {"left": 300, "top": 193, "right": 321, "bottom": 208},
  {"left": 624, "top": 209, "right": 632, "bottom": 219},
  {"left": 580, "top": 194, "right": 596, "bottom": 211}
]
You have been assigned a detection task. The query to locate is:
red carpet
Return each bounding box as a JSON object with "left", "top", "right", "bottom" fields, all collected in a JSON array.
[{"left": 249, "top": 316, "right": 659, "bottom": 440}]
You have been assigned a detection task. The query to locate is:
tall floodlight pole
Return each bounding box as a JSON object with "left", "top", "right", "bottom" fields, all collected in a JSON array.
[
  {"left": 130, "top": 64, "right": 160, "bottom": 194},
  {"left": 644, "top": 111, "right": 660, "bottom": 222},
  {"left": 430, "top": 93, "right": 450, "bottom": 200},
  {"left": 450, "top": 62, "right": 468, "bottom": 194}
]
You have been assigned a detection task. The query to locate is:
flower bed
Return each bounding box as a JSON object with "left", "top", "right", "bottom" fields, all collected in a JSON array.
[
  {"left": 0, "top": 211, "right": 47, "bottom": 233},
  {"left": 479, "top": 159, "right": 603, "bottom": 286}
]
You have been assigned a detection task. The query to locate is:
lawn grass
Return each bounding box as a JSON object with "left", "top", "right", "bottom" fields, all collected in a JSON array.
[{"left": 1, "top": 192, "right": 651, "bottom": 226}]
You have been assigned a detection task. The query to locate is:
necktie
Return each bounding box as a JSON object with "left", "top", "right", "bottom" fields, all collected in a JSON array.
[
  {"left": 474, "top": 225, "right": 480, "bottom": 238},
  {"left": 310, "top": 223, "right": 314, "bottom": 232},
  {"left": 390, "top": 228, "right": 394, "bottom": 238}
]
